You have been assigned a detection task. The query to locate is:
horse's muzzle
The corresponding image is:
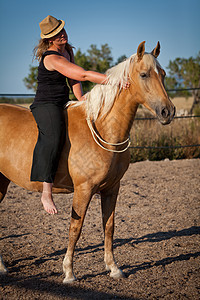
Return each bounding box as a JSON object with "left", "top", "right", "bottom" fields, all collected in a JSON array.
[{"left": 156, "top": 105, "right": 176, "bottom": 125}]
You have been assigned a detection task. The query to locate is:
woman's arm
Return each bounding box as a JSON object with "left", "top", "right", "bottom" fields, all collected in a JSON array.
[
  {"left": 44, "top": 54, "right": 107, "bottom": 84},
  {"left": 70, "top": 81, "right": 83, "bottom": 100}
]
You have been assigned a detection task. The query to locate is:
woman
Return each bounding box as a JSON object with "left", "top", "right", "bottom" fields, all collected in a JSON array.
[{"left": 30, "top": 15, "right": 108, "bottom": 215}]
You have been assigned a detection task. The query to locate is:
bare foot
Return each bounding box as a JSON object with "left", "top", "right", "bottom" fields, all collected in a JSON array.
[{"left": 41, "top": 192, "right": 58, "bottom": 214}]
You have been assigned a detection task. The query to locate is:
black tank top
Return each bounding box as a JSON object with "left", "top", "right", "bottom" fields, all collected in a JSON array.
[{"left": 32, "top": 51, "right": 70, "bottom": 107}]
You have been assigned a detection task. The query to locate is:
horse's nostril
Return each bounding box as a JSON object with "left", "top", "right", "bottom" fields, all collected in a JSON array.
[{"left": 161, "top": 108, "right": 169, "bottom": 118}]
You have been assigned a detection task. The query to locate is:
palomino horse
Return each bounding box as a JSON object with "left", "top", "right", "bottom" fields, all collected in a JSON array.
[{"left": 0, "top": 42, "right": 175, "bottom": 282}]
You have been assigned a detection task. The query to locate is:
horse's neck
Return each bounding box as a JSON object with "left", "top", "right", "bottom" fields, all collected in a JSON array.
[{"left": 95, "top": 89, "right": 138, "bottom": 143}]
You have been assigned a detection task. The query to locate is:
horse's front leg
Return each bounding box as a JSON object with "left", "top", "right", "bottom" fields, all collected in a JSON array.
[
  {"left": 101, "top": 182, "right": 125, "bottom": 279},
  {"left": 63, "top": 185, "right": 92, "bottom": 283}
]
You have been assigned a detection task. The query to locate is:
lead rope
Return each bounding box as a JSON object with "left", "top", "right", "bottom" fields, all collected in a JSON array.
[{"left": 86, "top": 118, "right": 131, "bottom": 153}]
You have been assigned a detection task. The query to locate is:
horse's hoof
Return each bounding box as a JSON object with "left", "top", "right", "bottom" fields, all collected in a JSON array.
[
  {"left": 63, "top": 275, "right": 77, "bottom": 284},
  {"left": 0, "top": 268, "right": 8, "bottom": 275},
  {"left": 110, "top": 268, "right": 125, "bottom": 279},
  {"left": 0, "top": 256, "right": 8, "bottom": 275},
  {"left": 105, "top": 264, "right": 110, "bottom": 271}
]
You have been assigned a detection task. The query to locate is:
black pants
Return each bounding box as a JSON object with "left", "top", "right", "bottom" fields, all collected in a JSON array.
[{"left": 30, "top": 103, "right": 66, "bottom": 183}]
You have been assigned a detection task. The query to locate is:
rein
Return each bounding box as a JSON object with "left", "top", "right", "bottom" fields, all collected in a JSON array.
[{"left": 86, "top": 118, "right": 131, "bottom": 153}]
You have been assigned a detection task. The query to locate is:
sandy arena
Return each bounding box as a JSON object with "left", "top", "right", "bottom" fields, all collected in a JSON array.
[{"left": 0, "top": 159, "right": 200, "bottom": 299}]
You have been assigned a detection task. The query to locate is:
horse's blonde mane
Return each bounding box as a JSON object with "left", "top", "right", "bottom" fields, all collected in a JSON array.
[
  {"left": 68, "top": 52, "right": 161, "bottom": 121},
  {"left": 84, "top": 54, "right": 137, "bottom": 121}
]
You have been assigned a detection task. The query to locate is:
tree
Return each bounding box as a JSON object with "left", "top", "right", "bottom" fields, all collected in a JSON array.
[
  {"left": 166, "top": 52, "right": 200, "bottom": 113},
  {"left": 86, "top": 43, "right": 113, "bottom": 73},
  {"left": 115, "top": 55, "right": 127, "bottom": 65},
  {"left": 23, "top": 65, "right": 38, "bottom": 92}
]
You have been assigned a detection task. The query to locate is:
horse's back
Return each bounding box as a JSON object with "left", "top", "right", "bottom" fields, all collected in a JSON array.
[
  {"left": 0, "top": 104, "right": 38, "bottom": 189},
  {"left": 0, "top": 103, "right": 33, "bottom": 124},
  {"left": 0, "top": 103, "right": 37, "bottom": 146}
]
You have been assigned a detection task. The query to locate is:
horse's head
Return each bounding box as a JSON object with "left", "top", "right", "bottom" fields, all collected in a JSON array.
[{"left": 129, "top": 41, "right": 175, "bottom": 125}]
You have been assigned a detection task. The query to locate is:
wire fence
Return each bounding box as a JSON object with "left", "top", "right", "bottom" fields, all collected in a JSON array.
[
  {"left": 135, "top": 115, "right": 200, "bottom": 121},
  {"left": 1, "top": 87, "right": 199, "bottom": 97},
  {"left": 129, "top": 144, "right": 200, "bottom": 149}
]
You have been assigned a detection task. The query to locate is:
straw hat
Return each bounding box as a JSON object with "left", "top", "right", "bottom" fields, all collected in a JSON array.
[{"left": 39, "top": 15, "right": 65, "bottom": 39}]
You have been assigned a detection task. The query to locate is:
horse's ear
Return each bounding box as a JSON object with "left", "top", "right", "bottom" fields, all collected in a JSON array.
[
  {"left": 137, "top": 41, "right": 145, "bottom": 61},
  {"left": 151, "top": 41, "right": 160, "bottom": 58}
]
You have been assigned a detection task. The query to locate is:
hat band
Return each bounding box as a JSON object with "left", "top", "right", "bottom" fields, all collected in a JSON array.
[{"left": 43, "top": 20, "right": 62, "bottom": 36}]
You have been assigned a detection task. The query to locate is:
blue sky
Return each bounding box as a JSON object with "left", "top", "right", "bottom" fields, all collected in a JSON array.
[{"left": 0, "top": 0, "right": 199, "bottom": 94}]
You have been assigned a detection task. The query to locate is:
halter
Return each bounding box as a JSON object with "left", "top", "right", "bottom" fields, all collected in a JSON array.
[{"left": 86, "top": 118, "right": 131, "bottom": 153}]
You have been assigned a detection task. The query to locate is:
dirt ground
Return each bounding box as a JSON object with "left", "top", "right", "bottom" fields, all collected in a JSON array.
[{"left": 0, "top": 159, "right": 199, "bottom": 300}]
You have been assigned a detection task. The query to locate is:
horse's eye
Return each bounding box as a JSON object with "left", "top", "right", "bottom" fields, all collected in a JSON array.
[{"left": 140, "top": 73, "right": 147, "bottom": 78}]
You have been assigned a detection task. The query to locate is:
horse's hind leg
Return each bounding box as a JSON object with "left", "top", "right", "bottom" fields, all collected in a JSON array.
[
  {"left": 0, "top": 172, "right": 10, "bottom": 203},
  {"left": 101, "top": 182, "right": 125, "bottom": 279}
]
